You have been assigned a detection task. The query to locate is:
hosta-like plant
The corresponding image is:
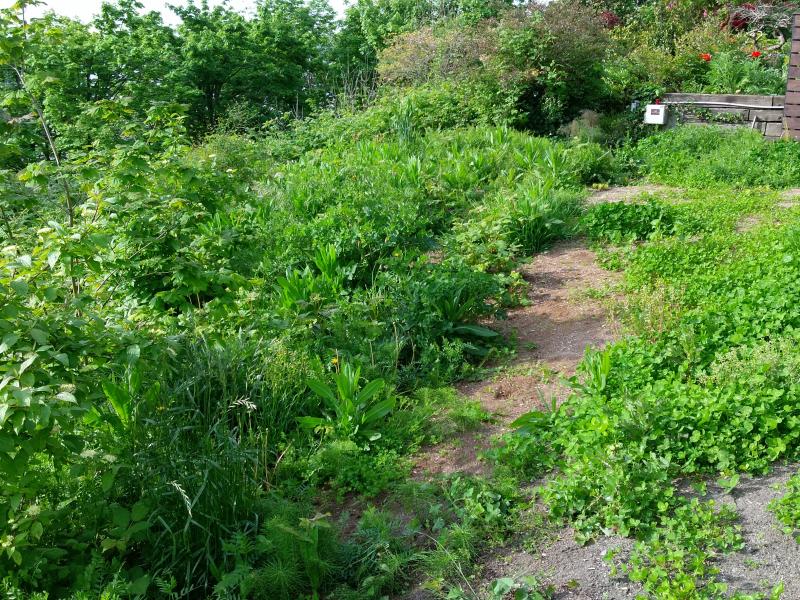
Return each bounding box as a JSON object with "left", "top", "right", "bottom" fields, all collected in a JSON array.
[
  {"left": 275, "top": 245, "right": 351, "bottom": 314},
  {"left": 299, "top": 362, "right": 394, "bottom": 441}
]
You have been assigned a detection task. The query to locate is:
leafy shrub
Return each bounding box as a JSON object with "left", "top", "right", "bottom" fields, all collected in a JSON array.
[
  {"left": 496, "top": 1, "right": 611, "bottom": 132},
  {"left": 374, "top": 1, "right": 611, "bottom": 134},
  {"left": 581, "top": 199, "right": 676, "bottom": 243}
]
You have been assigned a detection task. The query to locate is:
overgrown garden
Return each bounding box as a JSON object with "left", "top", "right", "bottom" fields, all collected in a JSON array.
[{"left": 4, "top": 0, "right": 800, "bottom": 598}]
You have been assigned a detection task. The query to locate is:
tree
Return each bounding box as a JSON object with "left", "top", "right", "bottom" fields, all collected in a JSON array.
[
  {"left": 356, "top": 0, "right": 514, "bottom": 51},
  {"left": 171, "top": 2, "right": 259, "bottom": 129},
  {"left": 173, "top": 0, "right": 336, "bottom": 131},
  {"left": 253, "top": 0, "right": 336, "bottom": 115},
  {"left": 1, "top": 1, "right": 184, "bottom": 159}
]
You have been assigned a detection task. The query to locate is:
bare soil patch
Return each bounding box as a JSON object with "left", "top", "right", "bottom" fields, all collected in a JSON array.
[
  {"left": 502, "top": 239, "right": 621, "bottom": 374},
  {"left": 778, "top": 189, "right": 800, "bottom": 209},
  {"left": 736, "top": 214, "right": 764, "bottom": 233},
  {"left": 411, "top": 427, "right": 500, "bottom": 479},
  {"left": 480, "top": 529, "right": 640, "bottom": 599},
  {"left": 586, "top": 185, "right": 680, "bottom": 206}
]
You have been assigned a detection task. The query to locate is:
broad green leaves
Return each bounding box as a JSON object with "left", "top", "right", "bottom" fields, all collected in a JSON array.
[{"left": 302, "top": 361, "right": 393, "bottom": 440}]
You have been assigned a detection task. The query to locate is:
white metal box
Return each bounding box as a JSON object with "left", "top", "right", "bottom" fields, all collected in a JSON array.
[{"left": 644, "top": 104, "right": 668, "bottom": 125}]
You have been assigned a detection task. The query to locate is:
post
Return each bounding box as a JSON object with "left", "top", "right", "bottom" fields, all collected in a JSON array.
[{"left": 784, "top": 13, "right": 800, "bottom": 139}]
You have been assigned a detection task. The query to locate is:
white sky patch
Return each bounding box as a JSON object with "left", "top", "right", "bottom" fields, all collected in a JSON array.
[{"left": 0, "top": 0, "right": 348, "bottom": 24}]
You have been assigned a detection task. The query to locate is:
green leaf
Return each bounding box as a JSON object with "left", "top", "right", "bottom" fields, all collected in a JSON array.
[
  {"left": 126, "top": 520, "right": 150, "bottom": 536},
  {"left": 126, "top": 345, "right": 140, "bottom": 366},
  {"left": 356, "top": 378, "right": 385, "bottom": 405},
  {"left": 129, "top": 368, "right": 142, "bottom": 394},
  {"left": 10, "top": 280, "right": 28, "bottom": 296},
  {"left": 0, "top": 333, "right": 19, "bottom": 354},
  {"left": 112, "top": 506, "right": 131, "bottom": 529},
  {"left": 131, "top": 500, "right": 150, "bottom": 522},
  {"left": 56, "top": 391, "right": 76, "bottom": 403},
  {"left": 101, "top": 469, "right": 116, "bottom": 493},
  {"left": 47, "top": 250, "right": 61, "bottom": 268},
  {"left": 102, "top": 381, "right": 130, "bottom": 427},
  {"left": 101, "top": 538, "right": 117, "bottom": 551},
  {"left": 451, "top": 324, "right": 500, "bottom": 338},
  {"left": 509, "top": 410, "right": 548, "bottom": 433},
  {"left": 361, "top": 397, "right": 395, "bottom": 425},
  {"left": 128, "top": 575, "right": 150, "bottom": 595},
  {"left": 30, "top": 521, "right": 43, "bottom": 540},
  {"left": 297, "top": 416, "right": 328, "bottom": 430},
  {"left": 29, "top": 328, "right": 48, "bottom": 345},
  {"left": 307, "top": 379, "right": 336, "bottom": 404},
  {"left": 717, "top": 473, "right": 740, "bottom": 493},
  {"left": 18, "top": 354, "right": 36, "bottom": 374}
]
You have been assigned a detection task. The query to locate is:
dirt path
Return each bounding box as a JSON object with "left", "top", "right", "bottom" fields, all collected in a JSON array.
[
  {"left": 585, "top": 185, "right": 679, "bottom": 205},
  {"left": 411, "top": 239, "right": 621, "bottom": 480},
  {"left": 408, "top": 234, "right": 632, "bottom": 598},
  {"left": 700, "top": 465, "right": 800, "bottom": 599},
  {"left": 738, "top": 188, "right": 800, "bottom": 231},
  {"left": 779, "top": 188, "right": 800, "bottom": 209}
]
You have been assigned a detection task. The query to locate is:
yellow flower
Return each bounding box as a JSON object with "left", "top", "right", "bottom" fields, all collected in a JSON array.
[{"left": 331, "top": 356, "right": 339, "bottom": 365}]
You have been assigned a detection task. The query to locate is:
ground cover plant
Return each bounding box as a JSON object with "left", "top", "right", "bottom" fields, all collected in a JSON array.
[
  {"left": 626, "top": 127, "right": 800, "bottom": 188},
  {"left": 770, "top": 471, "right": 800, "bottom": 540}
]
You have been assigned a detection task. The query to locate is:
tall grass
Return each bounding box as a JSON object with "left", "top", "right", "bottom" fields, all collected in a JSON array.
[{"left": 126, "top": 337, "right": 321, "bottom": 595}]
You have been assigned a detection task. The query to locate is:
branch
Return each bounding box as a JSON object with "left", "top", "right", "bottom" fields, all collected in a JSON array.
[{"left": 11, "top": 65, "right": 75, "bottom": 227}]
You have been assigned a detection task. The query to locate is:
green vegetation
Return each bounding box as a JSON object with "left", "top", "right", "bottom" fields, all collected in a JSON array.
[
  {"left": 497, "top": 162, "right": 800, "bottom": 597},
  {"left": 628, "top": 127, "right": 800, "bottom": 188},
  {"left": 4, "top": 0, "right": 800, "bottom": 598},
  {"left": 770, "top": 472, "right": 800, "bottom": 540}
]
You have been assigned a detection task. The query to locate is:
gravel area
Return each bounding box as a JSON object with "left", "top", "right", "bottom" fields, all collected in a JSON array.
[{"left": 701, "top": 465, "right": 800, "bottom": 598}]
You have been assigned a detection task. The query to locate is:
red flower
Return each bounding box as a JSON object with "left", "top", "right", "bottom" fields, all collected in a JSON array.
[
  {"left": 751, "top": 50, "right": 762, "bottom": 58},
  {"left": 699, "top": 53, "right": 712, "bottom": 62}
]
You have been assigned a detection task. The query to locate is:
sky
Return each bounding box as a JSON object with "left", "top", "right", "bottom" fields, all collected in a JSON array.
[{"left": 0, "top": 0, "right": 349, "bottom": 23}]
